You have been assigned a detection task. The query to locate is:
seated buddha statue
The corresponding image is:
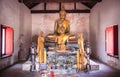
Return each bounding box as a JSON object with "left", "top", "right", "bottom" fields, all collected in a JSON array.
[
  {"left": 46, "top": 7, "right": 77, "bottom": 50},
  {"left": 55, "top": 8, "right": 70, "bottom": 42},
  {"left": 54, "top": 7, "right": 70, "bottom": 50}
]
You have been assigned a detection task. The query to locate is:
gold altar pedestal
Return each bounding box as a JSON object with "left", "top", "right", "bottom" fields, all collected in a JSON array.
[
  {"left": 56, "top": 50, "right": 67, "bottom": 53},
  {"left": 68, "top": 35, "right": 77, "bottom": 43},
  {"left": 48, "top": 46, "right": 56, "bottom": 51},
  {"left": 46, "top": 34, "right": 77, "bottom": 43},
  {"left": 45, "top": 34, "right": 56, "bottom": 42},
  {"left": 59, "top": 44, "right": 66, "bottom": 51}
]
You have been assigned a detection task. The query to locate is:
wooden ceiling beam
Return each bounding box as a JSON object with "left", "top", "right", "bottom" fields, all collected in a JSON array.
[
  {"left": 31, "top": 9, "right": 90, "bottom": 13},
  {"left": 29, "top": 3, "right": 40, "bottom": 9},
  {"left": 82, "top": 2, "right": 97, "bottom": 9},
  {"left": 18, "top": 0, "right": 102, "bottom": 9},
  {"left": 22, "top": 0, "right": 102, "bottom": 3}
]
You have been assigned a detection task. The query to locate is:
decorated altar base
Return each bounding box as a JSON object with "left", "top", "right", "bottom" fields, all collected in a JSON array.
[
  {"left": 50, "top": 68, "right": 76, "bottom": 74},
  {"left": 35, "top": 50, "right": 78, "bottom": 77},
  {"left": 36, "top": 74, "right": 78, "bottom": 77},
  {"left": 22, "top": 49, "right": 99, "bottom": 77},
  {"left": 35, "top": 69, "right": 79, "bottom": 77}
]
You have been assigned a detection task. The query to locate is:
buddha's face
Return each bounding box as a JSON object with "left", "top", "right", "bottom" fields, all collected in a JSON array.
[
  {"left": 78, "top": 33, "right": 83, "bottom": 38},
  {"left": 39, "top": 31, "right": 44, "bottom": 37},
  {"left": 59, "top": 11, "right": 66, "bottom": 20}
]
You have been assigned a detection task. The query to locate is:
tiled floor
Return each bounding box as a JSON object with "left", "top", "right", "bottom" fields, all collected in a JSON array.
[{"left": 0, "top": 60, "right": 120, "bottom": 77}]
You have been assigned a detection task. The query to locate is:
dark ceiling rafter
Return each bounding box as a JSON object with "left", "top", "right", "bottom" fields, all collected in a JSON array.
[
  {"left": 31, "top": 1, "right": 90, "bottom": 13},
  {"left": 24, "top": 0, "right": 37, "bottom": 8},
  {"left": 20, "top": 0, "right": 101, "bottom": 3},
  {"left": 82, "top": 2, "right": 97, "bottom": 9},
  {"left": 18, "top": 0, "right": 102, "bottom": 9},
  {"left": 19, "top": 0, "right": 39, "bottom": 9},
  {"left": 31, "top": 9, "right": 90, "bottom": 13}
]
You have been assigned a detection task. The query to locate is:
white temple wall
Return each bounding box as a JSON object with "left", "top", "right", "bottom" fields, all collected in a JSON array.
[
  {"left": 0, "top": 0, "right": 32, "bottom": 70},
  {"left": 90, "top": 0, "right": 120, "bottom": 70}
]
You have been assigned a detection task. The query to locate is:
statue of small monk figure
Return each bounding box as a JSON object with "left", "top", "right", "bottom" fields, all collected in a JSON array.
[
  {"left": 77, "top": 33, "right": 85, "bottom": 70},
  {"left": 37, "top": 31, "right": 44, "bottom": 64}
]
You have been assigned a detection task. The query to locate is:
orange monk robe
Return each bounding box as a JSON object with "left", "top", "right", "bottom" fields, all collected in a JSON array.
[{"left": 37, "top": 35, "right": 44, "bottom": 64}]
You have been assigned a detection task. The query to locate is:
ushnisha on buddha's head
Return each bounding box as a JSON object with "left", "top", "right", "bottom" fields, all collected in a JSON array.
[{"left": 59, "top": 7, "right": 66, "bottom": 20}]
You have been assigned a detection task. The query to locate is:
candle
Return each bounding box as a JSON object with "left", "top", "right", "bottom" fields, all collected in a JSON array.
[{"left": 50, "top": 71, "right": 54, "bottom": 77}]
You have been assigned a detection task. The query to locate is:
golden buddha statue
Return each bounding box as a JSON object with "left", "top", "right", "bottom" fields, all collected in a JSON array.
[
  {"left": 54, "top": 8, "right": 70, "bottom": 36},
  {"left": 46, "top": 7, "right": 77, "bottom": 51},
  {"left": 54, "top": 7, "right": 70, "bottom": 50}
]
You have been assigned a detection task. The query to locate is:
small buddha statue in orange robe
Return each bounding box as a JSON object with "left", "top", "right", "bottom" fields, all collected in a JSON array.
[
  {"left": 37, "top": 31, "right": 44, "bottom": 64},
  {"left": 77, "top": 33, "right": 85, "bottom": 70}
]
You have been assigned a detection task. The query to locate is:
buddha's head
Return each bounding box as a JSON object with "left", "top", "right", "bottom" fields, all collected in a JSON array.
[
  {"left": 59, "top": 7, "right": 66, "bottom": 20},
  {"left": 39, "top": 31, "right": 44, "bottom": 37},
  {"left": 78, "top": 32, "right": 83, "bottom": 39}
]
